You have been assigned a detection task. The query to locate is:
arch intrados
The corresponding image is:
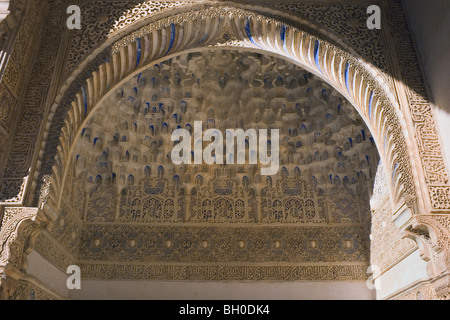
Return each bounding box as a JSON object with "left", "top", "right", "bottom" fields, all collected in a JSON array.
[
  {"left": 73, "top": 46, "right": 376, "bottom": 137},
  {"left": 55, "top": 46, "right": 380, "bottom": 211}
]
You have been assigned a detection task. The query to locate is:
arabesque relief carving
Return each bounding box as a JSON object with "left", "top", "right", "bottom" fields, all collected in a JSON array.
[{"left": 0, "top": 1, "right": 449, "bottom": 300}]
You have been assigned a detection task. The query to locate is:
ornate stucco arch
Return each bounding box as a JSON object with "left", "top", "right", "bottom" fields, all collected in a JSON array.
[
  {"left": 2, "top": 2, "right": 450, "bottom": 299},
  {"left": 41, "top": 6, "right": 421, "bottom": 214}
]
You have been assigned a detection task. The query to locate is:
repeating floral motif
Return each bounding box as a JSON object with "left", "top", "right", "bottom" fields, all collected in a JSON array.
[
  {"left": 120, "top": 176, "right": 185, "bottom": 223},
  {"left": 0, "top": 0, "right": 46, "bottom": 198},
  {"left": 190, "top": 175, "right": 256, "bottom": 223},
  {"left": 33, "top": 231, "right": 75, "bottom": 272}
]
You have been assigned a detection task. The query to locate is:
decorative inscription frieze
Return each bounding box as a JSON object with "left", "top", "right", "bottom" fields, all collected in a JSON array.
[
  {"left": 79, "top": 225, "right": 369, "bottom": 263},
  {"left": 80, "top": 263, "right": 369, "bottom": 281},
  {"left": 1, "top": 0, "right": 64, "bottom": 203},
  {"left": 386, "top": 0, "right": 450, "bottom": 210}
]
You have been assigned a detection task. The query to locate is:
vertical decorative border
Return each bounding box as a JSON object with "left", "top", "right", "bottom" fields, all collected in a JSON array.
[{"left": 384, "top": 0, "right": 450, "bottom": 211}]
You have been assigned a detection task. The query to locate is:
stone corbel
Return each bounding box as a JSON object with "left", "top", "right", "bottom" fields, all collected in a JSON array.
[
  {"left": 398, "top": 212, "right": 450, "bottom": 299},
  {"left": 0, "top": 206, "right": 52, "bottom": 299}
]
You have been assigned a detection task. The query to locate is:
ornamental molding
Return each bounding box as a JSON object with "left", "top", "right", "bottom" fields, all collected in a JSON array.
[
  {"left": 0, "top": 207, "right": 39, "bottom": 268},
  {"left": 79, "top": 262, "right": 370, "bottom": 281}
]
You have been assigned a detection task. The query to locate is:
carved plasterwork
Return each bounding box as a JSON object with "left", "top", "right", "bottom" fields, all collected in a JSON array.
[
  {"left": 370, "top": 161, "right": 450, "bottom": 299},
  {"left": 65, "top": 1, "right": 196, "bottom": 75},
  {"left": 0, "top": 206, "right": 51, "bottom": 299},
  {"left": 370, "top": 161, "right": 417, "bottom": 274},
  {"left": 385, "top": 0, "right": 450, "bottom": 210},
  {"left": 0, "top": 207, "right": 39, "bottom": 268},
  {"left": 25, "top": 2, "right": 450, "bottom": 289},
  {"left": 0, "top": 1, "right": 438, "bottom": 219},
  {"left": 79, "top": 263, "right": 369, "bottom": 281},
  {"left": 0, "top": 0, "right": 449, "bottom": 299},
  {"left": 28, "top": 51, "right": 376, "bottom": 282},
  {"left": 395, "top": 283, "right": 439, "bottom": 301},
  {"left": 9, "top": 279, "right": 58, "bottom": 300},
  {"left": 33, "top": 231, "right": 75, "bottom": 272},
  {"left": 67, "top": 51, "right": 377, "bottom": 225},
  {"left": 0, "top": 0, "right": 63, "bottom": 202},
  {"left": 33, "top": 5, "right": 419, "bottom": 219},
  {"left": 272, "top": 2, "right": 388, "bottom": 73},
  {"left": 401, "top": 214, "right": 450, "bottom": 299},
  {"left": 0, "top": 0, "right": 43, "bottom": 176},
  {"left": 79, "top": 225, "right": 369, "bottom": 263}
]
